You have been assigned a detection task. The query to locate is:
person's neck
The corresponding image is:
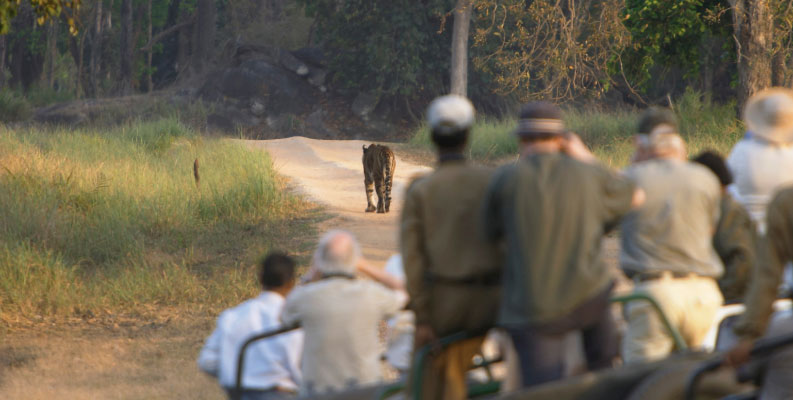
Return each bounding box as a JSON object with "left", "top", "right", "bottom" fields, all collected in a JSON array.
[
  {"left": 437, "top": 150, "right": 465, "bottom": 163},
  {"left": 265, "top": 287, "right": 292, "bottom": 298},
  {"left": 521, "top": 142, "right": 560, "bottom": 158}
]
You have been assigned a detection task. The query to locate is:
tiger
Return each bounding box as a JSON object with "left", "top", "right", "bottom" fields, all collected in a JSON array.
[{"left": 362, "top": 143, "right": 396, "bottom": 213}]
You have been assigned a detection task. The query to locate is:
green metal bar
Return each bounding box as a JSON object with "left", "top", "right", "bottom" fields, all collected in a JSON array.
[{"left": 611, "top": 293, "right": 688, "bottom": 351}]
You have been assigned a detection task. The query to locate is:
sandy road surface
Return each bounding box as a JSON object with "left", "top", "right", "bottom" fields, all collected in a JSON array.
[
  {"left": 0, "top": 138, "right": 427, "bottom": 400},
  {"left": 244, "top": 137, "right": 431, "bottom": 265}
]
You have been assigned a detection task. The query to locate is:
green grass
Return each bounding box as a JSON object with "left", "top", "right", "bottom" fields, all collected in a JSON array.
[
  {"left": 410, "top": 90, "right": 745, "bottom": 167},
  {"left": 0, "top": 118, "right": 316, "bottom": 320}
]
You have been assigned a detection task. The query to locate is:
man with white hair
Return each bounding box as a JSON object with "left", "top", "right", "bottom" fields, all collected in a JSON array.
[
  {"left": 620, "top": 128, "right": 725, "bottom": 363},
  {"left": 281, "top": 230, "right": 407, "bottom": 396}
]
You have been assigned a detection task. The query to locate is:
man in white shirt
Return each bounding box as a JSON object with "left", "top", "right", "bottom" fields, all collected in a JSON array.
[
  {"left": 198, "top": 252, "right": 303, "bottom": 400},
  {"left": 282, "top": 230, "right": 408, "bottom": 396}
]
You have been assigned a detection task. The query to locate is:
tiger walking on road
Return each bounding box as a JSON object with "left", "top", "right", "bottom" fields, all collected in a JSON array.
[{"left": 362, "top": 144, "right": 396, "bottom": 213}]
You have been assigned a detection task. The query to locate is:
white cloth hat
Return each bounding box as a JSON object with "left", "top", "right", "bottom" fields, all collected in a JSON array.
[
  {"left": 743, "top": 87, "right": 793, "bottom": 144},
  {"left": 427, "top": 94, "right": 475, "bottom": 135}
]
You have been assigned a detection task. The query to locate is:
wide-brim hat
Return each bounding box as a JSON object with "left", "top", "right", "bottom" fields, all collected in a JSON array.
[
  {"left": 743, "top": 87, "right": 793, "bottom": 144},
  {"left": 513, "top": 101, "right": 567, "bottom": 137}
]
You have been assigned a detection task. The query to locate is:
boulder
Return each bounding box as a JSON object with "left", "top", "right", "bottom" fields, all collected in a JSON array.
[
  {"left": 292, "top": 47, "right": 326, "bottom": 68},
  {"left": 351, "top": 92, "right": 379, "bottom": 121}
]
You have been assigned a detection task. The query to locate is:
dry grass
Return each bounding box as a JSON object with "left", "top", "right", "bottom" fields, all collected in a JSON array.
[{"left": 0, "top": 118, "right": 318, "bottom": 322}]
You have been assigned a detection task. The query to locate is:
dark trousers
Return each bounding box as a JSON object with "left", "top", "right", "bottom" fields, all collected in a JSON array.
[{"left": 507, "top": 283, "right": 618, "bottom": 388}]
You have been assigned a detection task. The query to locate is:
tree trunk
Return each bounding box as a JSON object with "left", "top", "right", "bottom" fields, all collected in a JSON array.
[
  {"left": 146, "top": 0, "right": 153, "bottom": 92},
  {"left": 450, "top": 0, "right": 473, "bottom": 96},
  {"left": 89, "top": 0, "right": 103, "bottom": 97},
  {"left": 0, "top": 36, "right": 5, "bottom": 89},
  {"left": 730, "top": 0, "right": 773, "bottom": 108},
  {"left": 192, "top": 0, "right": 216, "bottom": 74},
  {"left": 119, "top": 0, "right": 134, "bottom": 95},
  {"left": 44, "top": 22, "right": 57, "bottom": 89},
  {"left": 176, "top": 3, "right": 190, "bottom": 76}
]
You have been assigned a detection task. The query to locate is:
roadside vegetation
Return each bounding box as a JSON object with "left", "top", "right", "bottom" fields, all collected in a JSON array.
[
  {"left": 0, "top": 118, "right": 316, "bottom": 322},
  {"left": 410, "top": 90, "right": 744, "bottom": 167}
]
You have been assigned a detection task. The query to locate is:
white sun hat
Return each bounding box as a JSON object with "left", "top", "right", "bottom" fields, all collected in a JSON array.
[
  {"left": 743, "top": 87, "right": 793, "bottom": 144},
  {"left": 426, "top": 94, "right": 475, "bottom": 135}
]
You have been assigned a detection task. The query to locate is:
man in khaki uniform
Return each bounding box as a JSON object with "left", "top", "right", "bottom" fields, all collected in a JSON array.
[
  {"left": 727, "top": 186, "right": 793, "bottom": 399},
  {"left": 401, "top": 95, "right": 502, "bottom": 400}
]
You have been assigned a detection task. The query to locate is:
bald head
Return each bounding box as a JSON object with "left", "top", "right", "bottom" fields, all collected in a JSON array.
[{"left": 313, "top": 230, "right": 361, "bottom": 275}]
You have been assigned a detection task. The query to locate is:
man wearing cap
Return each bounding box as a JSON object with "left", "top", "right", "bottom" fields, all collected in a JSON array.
[
  {"left": 620, "top": 130, "right": 725, "bottom": 364},
  {"left": 401, "top": 94, "right": 503, "bottom": 399},
  {"left": 481, "top": 101, "right": 643, "bottom": 387}
]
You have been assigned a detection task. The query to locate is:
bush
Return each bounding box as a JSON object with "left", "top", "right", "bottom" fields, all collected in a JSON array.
[{"left": 0, "top": 90, "right": 32, "bottom": 122}]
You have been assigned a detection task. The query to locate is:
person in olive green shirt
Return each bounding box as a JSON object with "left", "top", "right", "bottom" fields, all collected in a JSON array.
[
  {"left": 481, "top": 101, "right": 643, "bottom": 387},
  {"left": 726, "top": 186, "right": 793, "bottom": 399},
  {"left": 401, "top": 94, "right": 503, "bottom": 400},
  {"left": 692, "top": 150, "right": 758, "bottom": 303}
]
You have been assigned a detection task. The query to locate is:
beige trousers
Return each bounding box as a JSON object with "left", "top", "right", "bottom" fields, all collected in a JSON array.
[
  {"left": 414, "top": 336, "right": 484, "bottom": 400},
  {"left": 622, "top": 274, "right": 723, "bottom": 364}
]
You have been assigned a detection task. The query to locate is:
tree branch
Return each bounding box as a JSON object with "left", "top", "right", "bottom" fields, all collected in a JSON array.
[{"left": 139, "top": 17, "right": 195, "bottom": 52}]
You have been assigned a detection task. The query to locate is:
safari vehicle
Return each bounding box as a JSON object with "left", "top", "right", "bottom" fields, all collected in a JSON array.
[{"left": 230, "top": 295, "right": 793, "bottom": 400}]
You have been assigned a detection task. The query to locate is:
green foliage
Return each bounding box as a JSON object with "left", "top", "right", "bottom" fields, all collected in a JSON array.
[
  {"left": 0, "top": 0, "right": 81, "bottom": 34},
  {"left": 619, "top": 0, "right": 732, "bottom": 87},
  {"left": 0, "top": 119, "right": 313, "bottom": 317},
  {"left": 298, "top": 0, "right": 454, "bottom": 100}
]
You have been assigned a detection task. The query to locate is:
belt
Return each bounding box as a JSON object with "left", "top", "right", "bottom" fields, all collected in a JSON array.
[
  {"left": 626, "top": 270, "right": 695, "bottom": 283},
  {"left": 427, "top": 271, "right": 501, "bottom": 286}
]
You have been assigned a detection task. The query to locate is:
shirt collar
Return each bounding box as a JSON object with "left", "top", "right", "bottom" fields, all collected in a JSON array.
[{"left": 257, "top": 290, "right": 286, "bottom": 304}]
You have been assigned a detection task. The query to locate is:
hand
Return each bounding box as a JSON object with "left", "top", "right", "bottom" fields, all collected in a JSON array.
[
  {"left": 561, "top": 133, "right": 596, "bottom": 163},
  {"left": 724, "top": 339, "right": 754, "bottom": 367},
  {"left": 414, "top": 323, "right": 437, "bottom": 349}
]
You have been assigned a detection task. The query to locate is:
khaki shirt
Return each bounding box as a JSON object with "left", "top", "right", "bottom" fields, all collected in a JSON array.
[
  {"left": 281, "top": 278, "right": 406, "bottom": 395},
  {"left": 621, "top": 159, "right": 724, "bottom": 277},
  {"left": 482, "top": 153, "right": 635, "bottom": 326},
  {"left": 734, "top": 186, "right": 793, "bottom": 338},
  {"left": 400, "top": 159, "right": 502, "bottom": 336},
  {"left": 714, "top": 193, "right": 757, "bottom": 303}
]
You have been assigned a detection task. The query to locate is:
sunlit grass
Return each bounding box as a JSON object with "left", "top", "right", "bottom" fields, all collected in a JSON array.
[
  {"left": 410, "top": 90, "right": 744, "bottom": 167},
  {"left": 0, "top": 118, "right": 315, "bottom": 320}
]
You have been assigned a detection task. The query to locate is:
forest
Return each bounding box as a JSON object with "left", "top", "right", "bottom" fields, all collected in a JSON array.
[{"left": 0, "top": 0, "right": 791, "bottom": 121}]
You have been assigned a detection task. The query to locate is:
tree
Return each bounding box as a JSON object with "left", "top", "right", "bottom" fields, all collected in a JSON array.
[
  {"left": 191, "top": 0, "right": 215, "bottom": 74},
  {"left": 471, "top": 0, "right": 629, "bottom": 102},
  {"left": 0, "top": 0, "right": 81, "bottom": 35},
  {"left": 119, "top": 0, "right": 133, "bottom": 94},
  {"left": 730, "top": 0, "right": 773, "bottom": 106},
  {"left": 450, "top": 0, "right": 473, "bottom": 96}
]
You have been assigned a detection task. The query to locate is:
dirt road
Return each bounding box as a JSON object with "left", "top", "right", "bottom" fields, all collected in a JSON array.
[
  {"left": 0, "top": 137, "right": 428, "bottom": 400},
  {"left": 245, "top": 137, "right": 431, "bottom": 265}
]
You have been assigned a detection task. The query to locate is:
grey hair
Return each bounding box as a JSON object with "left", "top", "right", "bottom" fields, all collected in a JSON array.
[{"left": 313, "top": 229, "right": 361, "bottom": 275}]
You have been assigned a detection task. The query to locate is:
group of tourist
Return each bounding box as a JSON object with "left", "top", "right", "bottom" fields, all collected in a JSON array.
[{"left": 198, "top": 87, "right": 793, "bottom": 400}]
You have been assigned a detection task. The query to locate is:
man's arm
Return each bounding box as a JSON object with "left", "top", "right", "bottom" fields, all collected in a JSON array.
[
  {"left": 197, "top": 317, "right": 224, "bottom": 378},
  {"left": 727, "top": 189, "right": 793, "bottom": 365},
  {"left": 357, "top": 259, "right": 405, "bottom": 291},
  {"left": 400, "top": 185, "right": 431, "bottom": 326}
]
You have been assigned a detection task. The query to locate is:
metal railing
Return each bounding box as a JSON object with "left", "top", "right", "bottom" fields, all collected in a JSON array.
[
  {"left": 611, "top": 293, "right": 688, "bottom": 351},
  {"left": 230, "top": 323, "right": 301, "bottom": 400}
]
